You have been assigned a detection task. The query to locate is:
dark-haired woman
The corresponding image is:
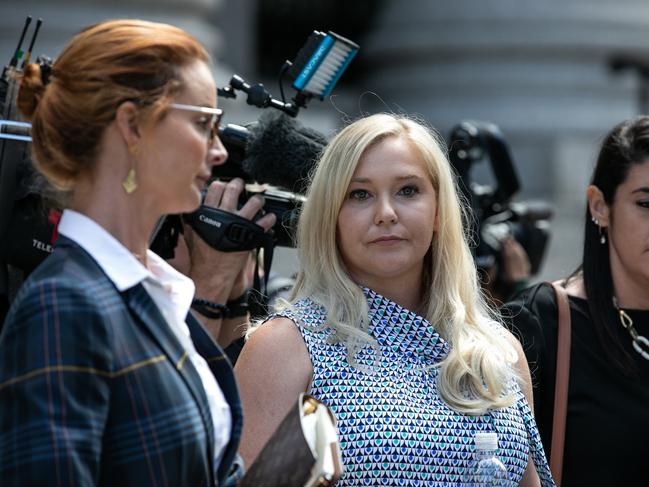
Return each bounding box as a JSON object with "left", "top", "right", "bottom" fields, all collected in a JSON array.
[
  {"left": 504, "top": 115, "right": 649, "bottom": 486},
  {"left": 0, "top": 19, "right": 273, "bottom": 486}
]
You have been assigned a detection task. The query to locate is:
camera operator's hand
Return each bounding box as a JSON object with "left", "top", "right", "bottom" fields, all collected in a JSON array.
[
  {"left": 500, "top": 235, "right": 531, "bottom": 284},
  {"left": 172, "top": 178, "right": 276, "bottom": 347},
  {"left": 187, "top": 178, "right": 276, "bottom": 295}
]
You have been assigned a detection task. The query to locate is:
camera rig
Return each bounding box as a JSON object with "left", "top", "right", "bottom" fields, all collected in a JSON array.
[
  {"left": 152, "top": 30, "right": 358, "bottom": 306},
  {"left": 448, "top": 120, "right": 553, "bottom": 295},
  {"left": 152, "top": 31, "right": 358, "bottom": 261}
]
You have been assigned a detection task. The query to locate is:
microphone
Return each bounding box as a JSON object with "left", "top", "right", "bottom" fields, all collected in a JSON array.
[{"left": 217, "top": 111, "right": 327, "bottom": 195}]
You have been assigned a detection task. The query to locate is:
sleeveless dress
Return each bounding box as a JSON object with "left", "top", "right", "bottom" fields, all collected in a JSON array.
[{"left": 272, "top": 288, "right": 555, "bottom": 486}]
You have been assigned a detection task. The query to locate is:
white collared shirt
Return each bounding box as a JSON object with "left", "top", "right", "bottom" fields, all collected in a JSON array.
[{"left": 58, "top": 209, "right": 232, "bottom": 467}]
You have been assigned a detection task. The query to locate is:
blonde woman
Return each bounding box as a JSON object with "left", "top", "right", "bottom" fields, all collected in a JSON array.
[{"left": 235, "top": 114, "right": 554, "bottom": 486}]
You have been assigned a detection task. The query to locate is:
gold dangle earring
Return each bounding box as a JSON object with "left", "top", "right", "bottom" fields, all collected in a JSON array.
[{"left": 123, "top": 145, "right": 139, "bottom": 194}]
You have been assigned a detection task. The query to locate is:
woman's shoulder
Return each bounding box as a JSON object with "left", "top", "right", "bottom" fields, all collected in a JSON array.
[
  {"left": 3, "top": 243, "right": 123, "bottom": 345},
  {"left": 14, "top": 254, "right": 106, "bottom": 309},
  {"left": 237, "top": 316, "right": 313, "bottom": 386},
  {"left": 267, "top": 297, "right": 328, "bottom": 331},
  {"left": 499, "top": 281, "right": 563, "bottom": 350},
  {"left": 1, "top": 249, "right": 117, "bottom": 377},
  {"left": 256, "top": 315, "right": 304, "bottom": 338},
  {"left": 253, "top": 298, "right": 334, "bottom": 364},
  {"left": 16, "top": 248, "right": 120, "bottom": 313},
  {"left": 28, "top": 239, "right": 115, "bottom": 290},
  {"left": 502, "top": 281, "right": 559, "bottom": 321}
]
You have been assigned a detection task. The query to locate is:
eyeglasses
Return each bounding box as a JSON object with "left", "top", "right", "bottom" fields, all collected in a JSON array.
[{"left": 169, "top": 103, "right": 223, "bottom": 144}]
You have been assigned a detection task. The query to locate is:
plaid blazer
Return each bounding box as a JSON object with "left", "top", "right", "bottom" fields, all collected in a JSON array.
[{"left": 0, "top": 236, "right": 243, "bottom": 486}]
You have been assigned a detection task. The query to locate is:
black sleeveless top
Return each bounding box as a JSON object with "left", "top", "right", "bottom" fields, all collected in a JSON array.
[{"left": 503, "top": 283, "right": 649, "bottom": 487}]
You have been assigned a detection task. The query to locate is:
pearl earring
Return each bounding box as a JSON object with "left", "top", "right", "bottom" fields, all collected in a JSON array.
[{"left": 591, "top": 216, "right": 606, "bottom": 244}]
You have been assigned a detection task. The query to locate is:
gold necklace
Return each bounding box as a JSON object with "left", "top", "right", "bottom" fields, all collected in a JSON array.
[{"left": 613, "top": 298, "right": 649, "bottom": 361}]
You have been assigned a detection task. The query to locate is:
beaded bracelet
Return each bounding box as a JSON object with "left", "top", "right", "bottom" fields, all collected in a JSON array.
[
  {"left": 191, "top": 290, "right": 250, "bottom": 320},
  {"left": 225, "top": 290, "right": 250, "bottom": 318},
  {"left": 191, "top": 298, "right": 227, "bottom": 320}
]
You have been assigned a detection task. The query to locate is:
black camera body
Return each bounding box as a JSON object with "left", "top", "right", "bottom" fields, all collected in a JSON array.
[
  {"left": 250, "top": 187, "right": 305, "bottom": 248},
  {"left": 448, "top": 120, "right": 552, "bottom": 282},
  {"left": 212, "top": 117, "right": 314, "bottom": 248},
  {"left": 150, "top": 107, "right": 322, "bottom": 260}
]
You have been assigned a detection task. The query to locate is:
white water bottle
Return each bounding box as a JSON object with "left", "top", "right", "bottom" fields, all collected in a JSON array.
[{"left": 462, "top": 432, "right": 509, "bottom": 486}]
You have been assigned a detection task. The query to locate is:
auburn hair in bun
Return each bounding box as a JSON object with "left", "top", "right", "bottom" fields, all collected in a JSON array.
[{"left": 13, "top": 19, "right": 209, "bottom": 190}]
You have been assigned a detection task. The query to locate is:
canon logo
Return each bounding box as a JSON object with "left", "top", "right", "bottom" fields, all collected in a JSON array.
[{"left": 199, "top": 214, "right": 221, "bottom": 228}]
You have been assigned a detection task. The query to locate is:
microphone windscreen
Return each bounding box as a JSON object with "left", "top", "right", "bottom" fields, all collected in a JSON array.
[{"left": 242, "top": 111, "right": 327, "bottom": 194}]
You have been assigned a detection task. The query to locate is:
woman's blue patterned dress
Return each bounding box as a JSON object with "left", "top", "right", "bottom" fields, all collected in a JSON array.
[{"left": 272, "top": 288, "right": 555, "bottom": 486}]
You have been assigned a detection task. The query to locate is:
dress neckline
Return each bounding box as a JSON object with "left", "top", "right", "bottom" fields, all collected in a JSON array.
[{"left": 363, "top": 287, "right": 450, "bottom": 365}]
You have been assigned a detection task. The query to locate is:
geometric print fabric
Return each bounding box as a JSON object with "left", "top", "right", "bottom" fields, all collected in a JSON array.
[{"left": 272, "top": 288, "right": 555, "bottom": 486}]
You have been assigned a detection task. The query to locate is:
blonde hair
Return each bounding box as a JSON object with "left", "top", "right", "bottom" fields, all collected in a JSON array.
[
  {"left": 288, "top": 113, "right": 517, "bottom": 414},
  {"left": 17, "top": 19, "right": 209, "bottom": 190}
]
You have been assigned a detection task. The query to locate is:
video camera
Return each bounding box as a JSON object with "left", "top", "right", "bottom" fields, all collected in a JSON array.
[
  {"left": 448, "top": 121, "right": 553, "bottom": 290},
  {"left": 151, "top": 30, "right": 359, "bottom": 258}
]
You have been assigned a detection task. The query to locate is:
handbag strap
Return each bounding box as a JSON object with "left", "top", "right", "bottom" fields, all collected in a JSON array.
[{"left": 549, "top": 281, "right": 571, "bottom": 487}]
